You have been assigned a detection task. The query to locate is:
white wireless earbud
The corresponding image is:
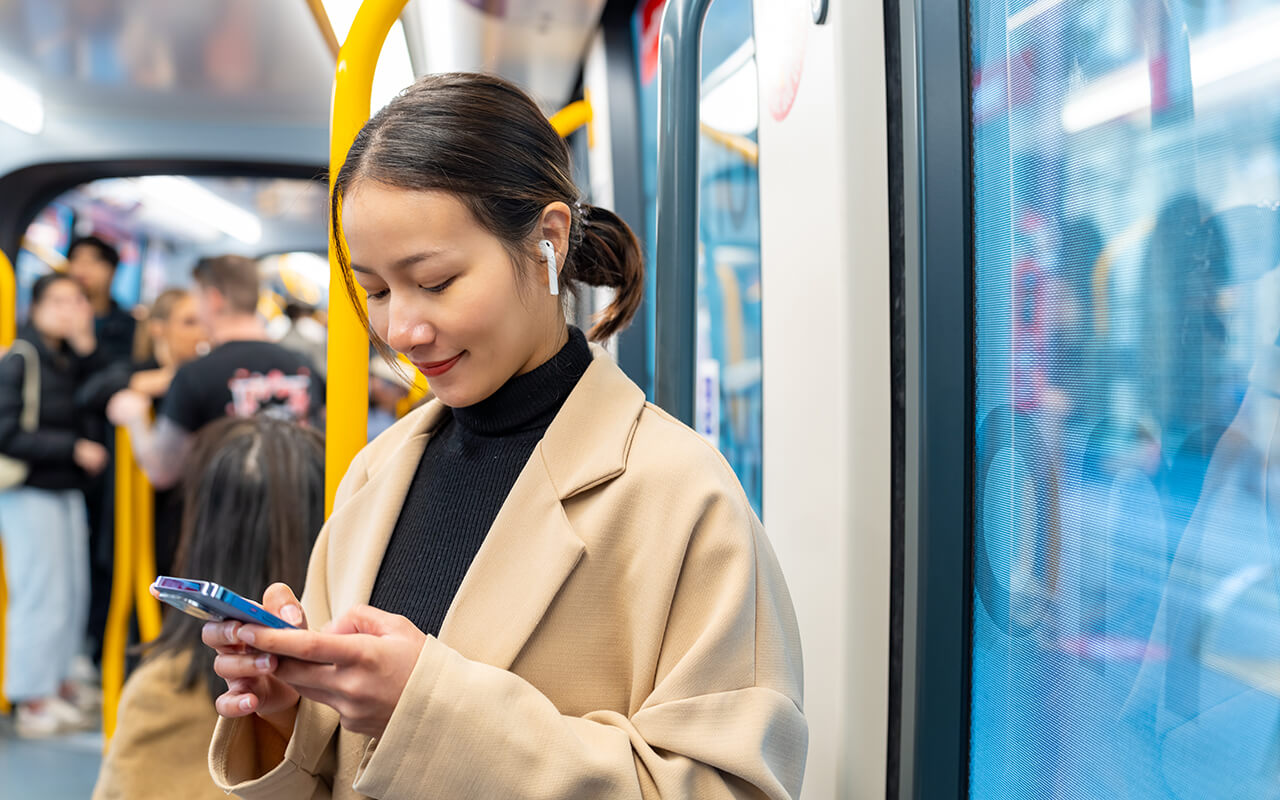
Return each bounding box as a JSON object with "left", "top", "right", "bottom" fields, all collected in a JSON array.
[{"left": 539, "top": 239, "right": 559, "bottom": 296}]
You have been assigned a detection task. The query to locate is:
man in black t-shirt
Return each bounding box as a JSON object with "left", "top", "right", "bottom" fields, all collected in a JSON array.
[{"left": 108, "top": 255, "right": 323, "bottom": 490}]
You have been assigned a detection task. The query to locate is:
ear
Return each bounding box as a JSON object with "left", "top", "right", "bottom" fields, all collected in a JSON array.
[
  {"left": 537, "top": 202, "right": 572, "bottom": 283},
  {"left": 206, "top": 286, "right": 228, "bottom": 315}
]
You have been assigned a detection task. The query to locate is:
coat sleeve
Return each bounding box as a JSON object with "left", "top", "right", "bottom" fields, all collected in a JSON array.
[
  {"left": 352, "top": 487, "right": 808, "bottom": 800},
  {"left": 0, "top": 349, "right": 77, "bottom": 465},
  {"left": 207, "top": 449, "right": 370, "bottom": 800}
]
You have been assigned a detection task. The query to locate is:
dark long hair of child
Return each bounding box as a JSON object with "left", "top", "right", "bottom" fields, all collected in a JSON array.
[{"left": 146, "top": 415, "right": 326, "bottom": 700}]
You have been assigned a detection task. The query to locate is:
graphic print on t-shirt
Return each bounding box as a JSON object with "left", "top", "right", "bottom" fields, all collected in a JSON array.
[{"left": 225, "top": 367, "right": 313, "bottom": 421}]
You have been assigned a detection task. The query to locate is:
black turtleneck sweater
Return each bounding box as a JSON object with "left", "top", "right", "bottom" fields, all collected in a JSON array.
[{"left": 369, "top": 328, "right": 592, "bottom": 636}]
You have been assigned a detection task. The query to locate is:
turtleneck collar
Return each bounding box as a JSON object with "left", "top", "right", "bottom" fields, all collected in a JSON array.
[{"left": 451, "top": 327, "right": 591, "bottom": 437}]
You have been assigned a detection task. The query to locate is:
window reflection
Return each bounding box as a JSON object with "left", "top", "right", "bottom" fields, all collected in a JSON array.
[{"left": 970, "top": 1, "right": 1280, "bottom": 797}]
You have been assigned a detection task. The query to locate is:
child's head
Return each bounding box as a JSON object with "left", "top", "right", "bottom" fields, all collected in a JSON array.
[{"left": 151, "top": 415, "right": 325, "bottom": 699}]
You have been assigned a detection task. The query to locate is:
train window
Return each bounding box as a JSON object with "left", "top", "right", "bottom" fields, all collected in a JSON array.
[
  {"left": 15, "top": 176, "right": 327, "bottom": 321},
  {"left": 632, "top": 0, "right": 764, "bottom": 515},
  {"left": 970, "top": 1, "right": 1280, "bottom": 797}
]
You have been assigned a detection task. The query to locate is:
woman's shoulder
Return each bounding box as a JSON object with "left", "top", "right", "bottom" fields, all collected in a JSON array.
[{"left": 596, "top": 400, "right": 760, "bottom": 538}]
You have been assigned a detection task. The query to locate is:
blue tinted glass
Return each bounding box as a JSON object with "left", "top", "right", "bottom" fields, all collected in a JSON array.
[
  {"left": 970, "top": 1, "right": 1280, "bottom": 797},
  {"left": 632, "top": 0, "right": 763, "bottom": 515}
]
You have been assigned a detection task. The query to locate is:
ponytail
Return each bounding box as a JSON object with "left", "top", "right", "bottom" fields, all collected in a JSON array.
[{"left": 564, "top": 204, "right": 645, "bottom": 342}]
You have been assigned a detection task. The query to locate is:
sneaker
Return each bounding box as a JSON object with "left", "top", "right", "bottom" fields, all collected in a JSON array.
[
  {"left": 60, "top": 680, "right": 103, "bottom": 712},
  {"left": 14, "top": 700, "right": 76, "bottom": 739},
  {"left": 44, "top": 696, "right": 91, "bottom": 731}
]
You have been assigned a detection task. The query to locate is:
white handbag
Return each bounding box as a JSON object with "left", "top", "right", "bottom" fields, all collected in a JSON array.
[{"left": 0, "top": 340, "right": 41, "bottom": 490}]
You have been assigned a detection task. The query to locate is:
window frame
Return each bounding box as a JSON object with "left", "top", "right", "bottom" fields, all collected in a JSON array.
[{"left": 893, "top": 0, "right": 976, "bottom": 796}]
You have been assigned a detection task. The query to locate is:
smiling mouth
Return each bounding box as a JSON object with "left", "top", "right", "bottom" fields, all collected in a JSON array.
[{"left": 414, "top": 352, "right": 464, "bottom": 377}]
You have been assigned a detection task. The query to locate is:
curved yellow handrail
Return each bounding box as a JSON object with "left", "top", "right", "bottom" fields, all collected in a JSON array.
[
  {"left": 326, "top": 0, "right": 411, "bottom": 515},
  {"left": 0, "top": 250, "right": 12, "bottom": 714}
]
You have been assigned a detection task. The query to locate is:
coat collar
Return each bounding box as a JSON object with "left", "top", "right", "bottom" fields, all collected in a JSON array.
[{"left": 327, "top": 346, "right": 646, "bottom": 670}]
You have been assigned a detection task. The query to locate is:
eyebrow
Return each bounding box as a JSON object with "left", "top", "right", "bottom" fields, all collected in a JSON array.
[{"left": 350, "top": 249, "right": 448, "bottom": 275}]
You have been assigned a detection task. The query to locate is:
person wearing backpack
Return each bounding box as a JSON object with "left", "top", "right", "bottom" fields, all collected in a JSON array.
[{"left": 0, "top": 272, "right": 111, "bottom": 737}]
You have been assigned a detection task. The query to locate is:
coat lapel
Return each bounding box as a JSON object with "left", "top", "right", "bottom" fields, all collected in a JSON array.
[{"left": 438, "top": 347, "right": 646, "bottom": 669}]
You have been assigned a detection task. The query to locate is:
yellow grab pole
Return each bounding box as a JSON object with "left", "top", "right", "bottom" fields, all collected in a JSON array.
[
  {"left": 0, "top": 249, "right": 14, "bottom": 713},
  {"left": 305, "top": 0, "right": 341, "bottom": 59},
  {"left": 132, "top": 460, "right": 160, "bottom": 643},
  {"left": 326, "top": 0, "right": 411, "bottom": 515},
  {"left": 549, "top": 98, "right": 593, "bottom": 139},
  {"left": 102, "top": 427, "right": 136, "bottom": 744}
]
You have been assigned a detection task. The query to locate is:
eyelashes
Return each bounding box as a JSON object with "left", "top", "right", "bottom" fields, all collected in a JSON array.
[{"left": 364, "top": 277, "right": 454, "bottom": 302}]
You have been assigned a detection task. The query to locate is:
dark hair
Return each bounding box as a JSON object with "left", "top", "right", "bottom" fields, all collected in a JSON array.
[
  {"left": 192, "top": 255, "right": 261, "bottom": 315},
  {"left": 148, "top": 416, "right": 326, "bottom": 700},
  {"left": 68, "top": 235, "right": 120, "bottom": 270},
  {"left": 331, "top": 72, "right": 643, "bottom": 347},
  {"left": 30, "top": 272, "right": 82, "bottom": 308}
]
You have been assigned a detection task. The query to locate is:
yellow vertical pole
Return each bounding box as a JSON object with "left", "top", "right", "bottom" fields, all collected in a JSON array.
[
  {"left": 325, "top": 0, "right": 410, "bottom": 515},
  {"left": 102, "top": 427, "right": 136, "bottom": 744},
  {"left": 0, "top": 249, "right": 14, "bottom": 714},
  {"left": 132, "top": 461, "right": 160, "bottom": 643}
]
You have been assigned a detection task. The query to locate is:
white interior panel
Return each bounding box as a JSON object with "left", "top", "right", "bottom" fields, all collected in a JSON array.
[{"left": 754, "top": 1, "right": 891, "bottom": 796}]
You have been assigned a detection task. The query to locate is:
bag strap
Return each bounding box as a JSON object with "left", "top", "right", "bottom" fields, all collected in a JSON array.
[{"left": 5, "top": 340, "right": 41, "bottom": 432}]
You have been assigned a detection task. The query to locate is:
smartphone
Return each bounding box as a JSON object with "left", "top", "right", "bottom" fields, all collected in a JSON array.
[{"left": 151, "top": 576, "right": 297, "bottom": 629}]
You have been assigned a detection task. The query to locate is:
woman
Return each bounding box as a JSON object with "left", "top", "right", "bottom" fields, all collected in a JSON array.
[
  {"left": 204, "top": 73, "right": 806, "bottom": 799},
  {"left": 93, "top": 416, "right": 324, "bottom": 800},
  {"left": 0, "top": 273, "right": 109, "bottom": 737},
  {"left": 93, "top": 287, "right": 209, "bottom": 574}
]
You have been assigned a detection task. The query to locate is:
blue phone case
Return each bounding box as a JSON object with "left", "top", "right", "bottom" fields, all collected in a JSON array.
[{"left": 151, "top": 576, "right": 297, "bottom": 629}]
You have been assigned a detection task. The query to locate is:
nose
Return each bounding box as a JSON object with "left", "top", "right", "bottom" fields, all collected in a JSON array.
[{"left": 384, "top": 295, "right": 436, "bottom": 355}]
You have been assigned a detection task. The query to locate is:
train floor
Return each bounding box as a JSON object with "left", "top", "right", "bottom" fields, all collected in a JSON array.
[{"left": 0, "top": 715, "right": 103, "bottom": 799}]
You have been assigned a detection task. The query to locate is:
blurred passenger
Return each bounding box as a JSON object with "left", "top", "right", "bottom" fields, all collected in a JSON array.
[
  {"left": 1125, "top": 321, "right": 1280, "bottom": 798},
  {"left": 275, "top": 302, "right": 327, "bottom": 379},
  {"left": 109, "top": 256, "right": 323, "bottom": 490},
  {"left": 86, "top": 288, "right": 208, "bottom": 575},
  {"left": 203, "top": 74, "right": 805, "bottom": 799},
  {"left": 0, "top": 273, "right": 109, "bottom": 737},
  {"left": 367, "top": 354, "right": 410, "bottom": 441},
  {"left": 66, "top": 235, "right": 136, "bottom": 366},
  {"left": 92, "top": 416, "right": 324, "bottom": 800},
  {"left": 1140, "top": 195, "right": 1235, "bottom": 451}
]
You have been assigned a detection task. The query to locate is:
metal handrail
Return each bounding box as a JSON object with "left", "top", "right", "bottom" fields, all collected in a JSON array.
[
  {"left": 326, "top": 0, "right": 412, "bottom": 515},
  {"left": 0, "top": 250, "right": 12, "bottom": 713},
  {"left": 654, "top": 0, "right": 714, "bottom": 426},
  {"left": 101, "top": 427, "right": 136, "bottom": 742},
  {"left": 304, "top": 0, "right": 342, "bottom": 59},
  {"left": 549, "top": 98, "right": 593, "bottom": 139},
  {"left": 101, "top": 427, "right": 160, "bottom": 744}
]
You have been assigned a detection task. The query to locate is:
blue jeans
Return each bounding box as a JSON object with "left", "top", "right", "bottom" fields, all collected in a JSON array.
[{"left": 0, "top": 486, "right": 90, "bottom": 701}]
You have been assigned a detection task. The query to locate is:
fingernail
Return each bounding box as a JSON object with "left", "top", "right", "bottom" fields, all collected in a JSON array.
[
  {"left": 224, "top": 624, "right": 240, "bottom": 645},
  {"left": 282, "top": 605, "right": 303, "bottom": 625},
  {"left": 239, "top": 696, "right": 253, "bottom": 711},
  {"left": 255, "top": 655, "right": 272, "bottom": 671},
  {"left": 237, "top": 627, "right": 255, "bottom": 645}
]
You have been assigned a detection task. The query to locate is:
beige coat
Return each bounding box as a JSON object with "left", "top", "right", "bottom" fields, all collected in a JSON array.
[
  {"left": 94, "top": 652, "right": 224, "bottom": 800},
  {"left": 209, "top": 347, "right": 807, "bottom": 799}
]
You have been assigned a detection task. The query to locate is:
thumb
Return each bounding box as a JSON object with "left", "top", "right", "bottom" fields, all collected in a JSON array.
[
  {"left": 262, "top": 583, "right": 307, "bottom": 629},
  {"left": 326, "top": 605, "right": 397, "bottom": 636}
]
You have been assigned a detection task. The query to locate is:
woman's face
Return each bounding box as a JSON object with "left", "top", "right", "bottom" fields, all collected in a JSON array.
[
  {"left": 159, "top": 294, "right": 208, "bottom": 366},
  {"left": 31, "top": 279, "right": 91, "bottom": 340},
  {"left": 342, "top": 184, "right": 568, "bottom": 408}
]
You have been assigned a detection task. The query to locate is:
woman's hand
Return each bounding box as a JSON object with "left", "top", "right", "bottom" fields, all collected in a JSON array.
[
  {"left": 128, "top": 367, "right": 176, "bottom": 399},
  {"left": 106, "top": 389, "right": 151, "bottom": 428},
  {"left": 201, "top": 583, "right": 304, "bottom": 740},
  {"left": 235, "top": 605, "right": 428, "bottom": 739},
  {"left": 73, "top": 439, "right": 108, "bottom": 475}
]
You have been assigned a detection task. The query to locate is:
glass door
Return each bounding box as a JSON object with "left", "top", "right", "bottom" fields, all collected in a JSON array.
[{"left": 968, "top": 0, "right": 1280, "bottom": 797}]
